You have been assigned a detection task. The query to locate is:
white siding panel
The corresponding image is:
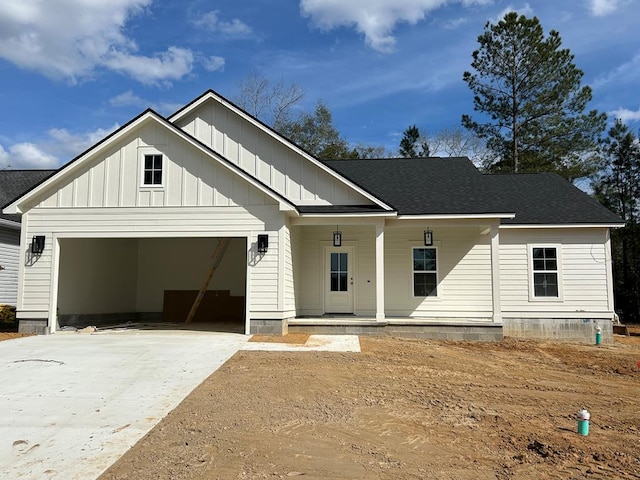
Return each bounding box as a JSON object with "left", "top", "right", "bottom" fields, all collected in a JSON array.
[
  {"left": 499, "top": 228, "right": 611, "bottom": 314},
  {"left": 175, "top": 102, "right": 376, "bottom": 207},
  {"left": 0, "top": 227, "right": 20, "bottom": 305},
  {"left": 20, "top": 205, "right": 284, "bottom": 316},
  {"left": 384, "top": 227, "right": 492, "bottom": 318},
  {"left": 35, "top": 123, "right": 278, "bottom": 211}
]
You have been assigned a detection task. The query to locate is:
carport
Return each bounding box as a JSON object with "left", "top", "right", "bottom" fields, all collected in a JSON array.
[{"left": 55, "top": 236, "right": 248, "bottom": 333}]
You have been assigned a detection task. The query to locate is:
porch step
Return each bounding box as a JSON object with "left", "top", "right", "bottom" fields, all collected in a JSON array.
[{"left": 288, "top": 319, "right": 503, "bottom": 342}]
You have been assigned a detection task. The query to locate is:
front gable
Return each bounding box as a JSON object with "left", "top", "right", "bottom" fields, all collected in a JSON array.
[
  {"left": 170, "top": 91, "right": 390, "bottom": 209},
  {"left": 5, "top": 111, "right": 290, "bottom": 215}
]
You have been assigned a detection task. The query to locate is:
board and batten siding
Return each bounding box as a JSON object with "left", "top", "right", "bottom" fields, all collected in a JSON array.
[
  {"left": 384, "top": 226, "right": 493, "bottom": 318},
  {"left": 0, "top": 226, "right": 20, "bottom": 305},
  {"left": 499, "top": 228, "right": 611, "bottom": 315},
  {"left": 18, "top": 121, "right": 290, "bottom": 321},
  {"left": 175, "top": 101, "right": 374, "bottom": 207},
  {"left": 35, "top": 123, "right": 277, "bottom": 210}
]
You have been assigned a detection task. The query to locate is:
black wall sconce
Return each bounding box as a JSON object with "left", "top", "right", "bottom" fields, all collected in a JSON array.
[
  {"left": 31, "top": 235, "right": 45, "bottom": 254},
  {"left": 423, "top": 229, "right": 433, "bottom": 246},
  {"left": 333, "top": 230, "right": 342, "bottom": 247},
  {"left": 257, "top": 234, "right": 269, "bottom": 254}
]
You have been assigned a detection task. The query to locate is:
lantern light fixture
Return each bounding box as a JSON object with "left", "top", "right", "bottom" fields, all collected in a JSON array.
[{"left": 423, "top": 229, "right": 433, "bottom": 246}]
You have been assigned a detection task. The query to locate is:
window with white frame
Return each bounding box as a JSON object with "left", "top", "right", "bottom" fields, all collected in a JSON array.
[
  {"left": 143, "top": 154, "right": 163, "bottom": 186},
  {"left": 532, "top": 247, "right": 559, "bottom": 297},
  {"left": 413, "top": 247, "right": 437, "bottom": 297}
]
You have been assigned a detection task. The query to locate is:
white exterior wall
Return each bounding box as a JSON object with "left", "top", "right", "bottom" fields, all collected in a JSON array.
[
  {"left": 175, "top": 102, "right": 373, "bottom": 206},
  {"left": 295, "top": 225, "right": 377, "bottom": 316},
  {"left": 58, "top": 238, "right": 138, "bottom": 315},
  {"left": 384, "top": 226, "right": 493, "bottom": 318},
  {"left": 17, "top": 121, "right": 289, "bottom": 325},
  {"left": 0, "top": 226, "right": 20, "bottom": 305},
  {"left": 499, "top": 228, "right": 612, "bottom": 316},
  {"left": 282, "top": 224, "right": 295, "bottom": 316}
]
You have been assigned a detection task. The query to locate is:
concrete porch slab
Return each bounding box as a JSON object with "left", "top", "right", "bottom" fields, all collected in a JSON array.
[{"left": 242, "top": 334, "right": 361, "bottom": 352}]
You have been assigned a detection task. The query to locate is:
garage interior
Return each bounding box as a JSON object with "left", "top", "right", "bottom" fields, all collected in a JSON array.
[{"left": 56, "top": 237, "right": 247, "bottom": 333}]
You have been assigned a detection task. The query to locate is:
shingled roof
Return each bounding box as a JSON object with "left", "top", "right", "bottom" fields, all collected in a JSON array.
[
  {"left": 0, "top": 170, "right": 56, "bottom": 224},
  {"left": 324, "top": 157, "right": 623, "bottom": 225}
]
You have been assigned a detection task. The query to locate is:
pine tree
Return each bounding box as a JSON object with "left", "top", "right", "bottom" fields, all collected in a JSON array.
[{"left": 462, "top": 12, "right": 606, "bottom": 180}]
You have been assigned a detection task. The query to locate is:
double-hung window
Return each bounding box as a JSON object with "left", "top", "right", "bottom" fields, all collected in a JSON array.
[
  {"left": 143, "top": 154, "right": 163, "bottom": 186},
  {"left": 532, "top": 247, "right": 559, "bottom": 298},
  {"left": 413, "top": 247, "right": 438, "bottom": 297}
]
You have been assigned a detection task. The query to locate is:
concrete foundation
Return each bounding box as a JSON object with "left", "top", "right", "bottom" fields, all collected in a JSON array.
[
  {"left": 289, "top": 320, "right": 503, "bottom": 342},
  {"left": 17, "top": 318, "right": 48, "bottom": 334},
  {"left": 502, "top": 317, "right": 614, "bottom": 344},
  {"left": 250, "top": 318, "right": 288, "bottom": 335}
]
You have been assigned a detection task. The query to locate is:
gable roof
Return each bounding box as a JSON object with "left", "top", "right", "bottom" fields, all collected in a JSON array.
[
  {"left": 3, "top": 110, "right": 299, "bottom": 215},
  {"left": 324, "top": 157, "right": 623, "bottom": 226},
  {"left": 169, "top": 89, "right": 393, "bottom": 212},
  {"left": 0, "top": 170, "right": 56, "bottom": 225}
]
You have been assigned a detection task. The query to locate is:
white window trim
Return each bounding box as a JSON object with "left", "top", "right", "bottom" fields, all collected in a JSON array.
[
  {"left": 528, "top": 244, "right": 564, "bottom": 302},
  {"left": 139, "top": 149, "right": 165, "bottom": 189},
  {"left": 411, "top": 244, "right": 440, "bottom": 299}
]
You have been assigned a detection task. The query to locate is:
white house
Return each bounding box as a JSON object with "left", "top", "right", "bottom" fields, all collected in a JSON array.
[
  {"left": 3, "top": 90, "right": 623, "bottom": 342},
  {"left": 0, "top": 170, "right": 55, "bottom": 306}
]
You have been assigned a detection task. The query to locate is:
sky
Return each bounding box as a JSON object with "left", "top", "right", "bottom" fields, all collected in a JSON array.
[{"left": 0, "top": 0, "right": 639, "bottom": 169}]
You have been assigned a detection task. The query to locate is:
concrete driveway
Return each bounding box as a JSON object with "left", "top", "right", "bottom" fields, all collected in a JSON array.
[{"left": 0, "top": 329, "right": 248, "bottom": 480}]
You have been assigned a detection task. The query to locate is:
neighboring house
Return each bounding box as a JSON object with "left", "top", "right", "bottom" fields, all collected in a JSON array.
[
  {"left": 3, "top": 90, "right": 623, "bottom": 342},
  {"left": 0, "top": 170, "right": 55, "bottom": 306}
]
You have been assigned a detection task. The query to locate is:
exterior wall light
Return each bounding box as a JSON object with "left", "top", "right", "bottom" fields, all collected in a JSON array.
[
  {"left": 424, "top": 229, "right": 433, "bottom": 246},
  {"left": 31, "top": 235, "right": 45, "bottom": 254},
  {"left": 257, "top": 234, "right": 269, "bottom": 254},
  {"left": 333, "top": 230, "right": 342, "bottom": 247}
]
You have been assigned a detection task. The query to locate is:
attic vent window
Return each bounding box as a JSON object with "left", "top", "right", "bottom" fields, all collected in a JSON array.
[{"left": 143, "top": 154, "right": 163, "bottom": 186}]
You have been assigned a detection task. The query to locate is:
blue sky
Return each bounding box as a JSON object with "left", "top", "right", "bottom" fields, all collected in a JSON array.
[{"left": 0, "top": 0, "right": 639, "bottom": 169}]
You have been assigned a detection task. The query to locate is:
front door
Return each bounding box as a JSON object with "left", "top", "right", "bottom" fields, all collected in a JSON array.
[{"left": 324, "top": 247, "right": 354, "bottom": 314}]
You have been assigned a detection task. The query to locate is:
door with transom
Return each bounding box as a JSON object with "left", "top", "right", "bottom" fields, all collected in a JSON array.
[{"left": 324, "top": 247, "right": 354, "bottom": 314}]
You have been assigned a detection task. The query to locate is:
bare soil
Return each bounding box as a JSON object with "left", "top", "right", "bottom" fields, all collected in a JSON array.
[
  {"left": 94, "top": 333, "right": 640, "bottom": 479},
  {"left": 0, "top": 332, "right": 33, "bottom": 341}
]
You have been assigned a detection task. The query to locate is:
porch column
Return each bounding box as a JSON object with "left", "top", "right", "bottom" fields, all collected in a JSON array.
[
  {"left": 375, "top": 223, "right": 385, "bottom": 321},
  {"left": 490, "top": 225, "right": 502, "bottom": 323}
]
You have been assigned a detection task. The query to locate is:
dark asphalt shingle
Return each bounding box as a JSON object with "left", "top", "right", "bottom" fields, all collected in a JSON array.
[
  {"left": 0, "top": 170, "right": 56, "bottom": 223},
  {"left": 324, "top": 157, "right": 622, "bottom": 225}
]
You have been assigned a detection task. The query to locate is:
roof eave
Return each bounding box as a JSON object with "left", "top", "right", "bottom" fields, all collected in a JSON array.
[{"left": 500, "top": 222, "right": 626, "bottom": 229}]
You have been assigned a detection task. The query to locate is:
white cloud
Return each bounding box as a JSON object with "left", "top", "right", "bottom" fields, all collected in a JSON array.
[
  {"left": 203, "top": 56, "right": 226, "bottom": 72},
  {"left": 593, "top": 52, "right": 640, "bottom": 88},
  {"left": 102, "top": 47, "right": 194, "bottom": 86},
  {"left": 588, "top": 0, "right": 627, "bottom": 16},
  {"left": 193, "top": 11, "right": 253, "bottom": 37},
  {"left": 609, "top": 107, "right": 640, "bottom": 123},
  {"left": 0, "top": 0, "right": 194, "bottom": 85},
  {"left": 0, "top": 142, "right": 58, "bottom": 169},
  {"left": 0, "top": 124, "right": 121, "bottom": 169},
  {"left": 299, "top": 0, "right": 492, "bottom": 52},
  {"left": 490, "top": 3, "right": 534, "bottom": 23},
  {"left": 108, "top": 91, "right": 184, "bottom": 115}
]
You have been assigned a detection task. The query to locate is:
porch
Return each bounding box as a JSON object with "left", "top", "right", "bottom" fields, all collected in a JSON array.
[{"left": 287, "top": 316, "right": 503, "bottom": 341}]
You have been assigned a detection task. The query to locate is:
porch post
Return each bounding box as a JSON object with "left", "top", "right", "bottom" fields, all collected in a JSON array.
[
  {"left": 375, "top": 223, "right": 385, "bottom": 322},
  {"left": 490, "top": 225, "right": 502, "bottom": 323}
]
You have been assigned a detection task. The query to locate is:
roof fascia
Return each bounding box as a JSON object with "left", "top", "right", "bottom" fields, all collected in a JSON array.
[
  {"left": 396, "top": 213, "right": 516, "bottom": 220},
  {"left": 297, "top": 211, "right": 397, "bottom": 218},
  {"left": 500, "top": 223, "right": 625, "bottom": 229},
  {"left": 168, "top": 90, "right": 394, "bottom": 212},
  {"left": 5, "top": 110, "right": 296, "bottom": 214}
]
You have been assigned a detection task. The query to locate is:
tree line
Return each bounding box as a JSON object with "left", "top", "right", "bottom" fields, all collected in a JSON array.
[{"left": 234, "top": 13, "right": 639, "bottom": 323}]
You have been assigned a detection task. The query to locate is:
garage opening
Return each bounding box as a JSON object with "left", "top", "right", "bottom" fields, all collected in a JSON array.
[{"left": 56, "top": 237, "right": 247, "bottom": 333}]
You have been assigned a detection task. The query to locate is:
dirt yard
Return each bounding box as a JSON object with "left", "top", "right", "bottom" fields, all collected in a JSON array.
[{"left": 94, "top": 330, "right": 640, "bottom": 480}]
